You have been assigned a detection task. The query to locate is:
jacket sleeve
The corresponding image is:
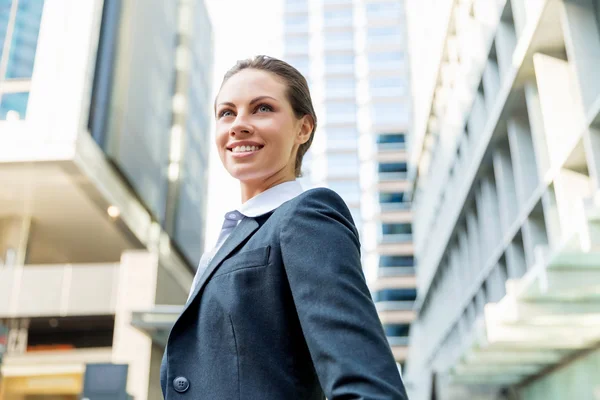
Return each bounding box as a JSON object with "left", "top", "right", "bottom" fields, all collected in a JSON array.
[{"left": 279, "top": 188, "right": 409, "bottom": 400}]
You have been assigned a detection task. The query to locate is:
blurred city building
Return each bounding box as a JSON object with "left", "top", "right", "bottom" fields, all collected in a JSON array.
[
  {"left": 405, "top": 0, "right": 600, "bottom": 399},
  {"left": 283, "top": 0, "right": 415, "bottom": 372},
  {"left": 0, "top": 0, "right": 212, "bottom": 398}
]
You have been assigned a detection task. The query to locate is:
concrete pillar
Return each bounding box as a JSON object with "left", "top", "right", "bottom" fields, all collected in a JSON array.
[
  {"left": 112, "top": 250, "right": 161, "bottom": 400},
  {"left": 0, "top": 216, "right": 32, "bottom": 266}
]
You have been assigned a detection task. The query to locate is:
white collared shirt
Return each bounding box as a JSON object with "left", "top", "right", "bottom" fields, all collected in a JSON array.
[{"left": 188, "top": 180, "right": 304, "bottom": 299}]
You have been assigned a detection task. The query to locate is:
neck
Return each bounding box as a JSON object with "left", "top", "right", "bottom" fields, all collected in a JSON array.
[{"left": 240, "top": 173, "right": 295, "bottom": 203}]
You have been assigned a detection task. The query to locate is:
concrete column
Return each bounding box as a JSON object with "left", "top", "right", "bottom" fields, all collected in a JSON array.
[
  {"left": 112, "top": 250, "right": 160, "bottom": 400},
  {"left": 0, "top": 216, "right": 32, "bottom": 266}
]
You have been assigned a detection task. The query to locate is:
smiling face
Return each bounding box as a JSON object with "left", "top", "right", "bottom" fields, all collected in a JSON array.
[{"left": 215, "top": 69, "right": 312, "bottom": 196}]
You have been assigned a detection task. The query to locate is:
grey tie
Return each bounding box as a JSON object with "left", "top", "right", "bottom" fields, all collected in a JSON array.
[{"left": 188, "top": 210, "right": 244, "bottom": 300}]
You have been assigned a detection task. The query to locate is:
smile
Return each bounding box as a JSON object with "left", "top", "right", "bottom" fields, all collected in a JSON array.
[{"left": 230, "top": 145, "right": 263, "bottom": 153}]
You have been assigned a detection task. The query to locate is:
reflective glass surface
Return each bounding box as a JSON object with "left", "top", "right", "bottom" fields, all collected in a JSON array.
[
  {"left": 0, "top": 91, "right": 28, "bottom": 119},
  {"left": 6, "top": 0, "right": 44, "bottom": 79}
]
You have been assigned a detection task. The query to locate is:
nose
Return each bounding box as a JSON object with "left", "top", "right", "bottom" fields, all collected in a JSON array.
[{"left": 229, "top": 114, "right": 253, "bottom": 137}]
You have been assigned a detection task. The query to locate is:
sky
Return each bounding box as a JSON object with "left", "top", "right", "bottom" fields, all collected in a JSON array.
[{"left": 204, "top": 0, "right": 284, "bottom": 247}]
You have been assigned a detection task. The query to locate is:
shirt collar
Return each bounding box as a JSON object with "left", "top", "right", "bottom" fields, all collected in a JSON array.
[{"left": 236, "top": 180, "right": 304, "bottom": 218}]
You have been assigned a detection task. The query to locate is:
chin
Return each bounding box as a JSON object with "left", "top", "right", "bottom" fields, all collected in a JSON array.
[{"left": 226, "top": 165, "right": 268, "bottom": 182}]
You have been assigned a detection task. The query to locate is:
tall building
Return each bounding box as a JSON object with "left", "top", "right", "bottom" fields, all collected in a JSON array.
[
  {"left": 283, "top": 0, "right": 415, "bottom": 371},
  {"left": 405, "top": 0, "right": 600, "bottom": 399},
  {"left": 0, "top": 0, "right": 213, "bottom": 398}
]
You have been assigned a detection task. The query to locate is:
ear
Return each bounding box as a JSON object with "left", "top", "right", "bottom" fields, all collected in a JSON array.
[{"left": 296, "top": 115, "right": 314, "bottom": 145}]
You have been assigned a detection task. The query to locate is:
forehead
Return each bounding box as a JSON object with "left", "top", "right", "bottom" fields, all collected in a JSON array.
[{"left": 218, "top": 69, "right": 287, "bottom": 104}]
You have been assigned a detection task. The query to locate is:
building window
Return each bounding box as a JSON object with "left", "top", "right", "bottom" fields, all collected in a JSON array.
[
  {"left": 325, "top": 76, "right": 355, "bottom": 97},
  {"left": 371, "top": 102, "right": 409, "bottom": 125},
  {"left": 326, "top": 102, "right": 357, "bottom": 123},
  {"left": 326, "top": 127, "right": 359, "bottom": 150},
  {"left": 377, "top": 133, "right": 406, "bottom": 144},
  {"left": 0, "top": 91, "right": 28, "bottom": 119},
  {"left": 380, "top": 255, "right": 414, "bottom": 267},
  {"left": 285, "top": 14, "right": 309, "bottom": 31},
  {"left": 5, "top": 0, "right": 44, "bottom": 79},
  {"left": 378, "top": 162, "right": 407, "bottom": 173},
  {"left": 382, "top": 223, "right": 412, "bottom": 235},
  {"left": 369, "top": 76, "right": 407, "bottom": 97},
  {"left": 368, "top": 50, "right": 405, "bottom": 65},
  {"left": 384, "top": 324, "right": 411, "bottom": 337},
  {"left": 324, "top": 8, "right": 353, "bottom": 25},
  {"left": 327, "top": 152, "right": 360, "bottom": 176},
  {"left": 375, "top": 289, "right": 417, "bottom": 303},
  {"left": 285, "top": 35, "right": 310, "bottom": 53},
  {"left": 284, "top": 56, "right": 310, "bottom": 76},
  {"left": 379, "top": 192, "right": 406, "bottom": 204},
  {"left": 0, "top": 0, "right": 45, "bottom": 121},
  {"left": 366, "top": 2, "right": 404, "bottom": 20},
  {"left": 327, "top": 180, "right": 360, "bottom": 204}
]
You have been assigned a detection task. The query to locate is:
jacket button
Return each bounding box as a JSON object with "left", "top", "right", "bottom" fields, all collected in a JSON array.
[{"left": 173, "top": 376, "right": 190, "bottom": 393}]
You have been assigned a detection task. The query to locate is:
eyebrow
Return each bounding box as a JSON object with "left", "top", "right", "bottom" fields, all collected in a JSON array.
[{"left": 216, "top": 95, "right": 278, "bottom": 109}]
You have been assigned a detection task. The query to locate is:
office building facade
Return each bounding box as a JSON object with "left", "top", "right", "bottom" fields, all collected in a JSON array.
[
  {"left": 405, "top": 0, "right": 600, "bottom": 399},
  {"left": 0, "top": 0, "right": 212, "bottom": 398},
  {"left": 283, "top": 0, "right": 415, "bottom": 370}
]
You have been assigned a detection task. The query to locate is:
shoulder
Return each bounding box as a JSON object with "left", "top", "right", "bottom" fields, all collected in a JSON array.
[
  {"left": 276, "top": 187, "right": 358, "bottom": 237},
  {"left": 281, "top": 187, "right": 350, "bottom": 216}
]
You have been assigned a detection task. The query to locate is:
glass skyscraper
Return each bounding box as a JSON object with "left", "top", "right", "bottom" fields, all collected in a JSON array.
[
  {"left": 0, "top": 0, "right": 212, "bottom": 397},
  {"left": 283, "top": 0, "right": 415, "bottom": 372}
]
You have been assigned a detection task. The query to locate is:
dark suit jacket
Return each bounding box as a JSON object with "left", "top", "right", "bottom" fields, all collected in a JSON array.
[{"left": 161, "top": 188, "right": 409, "bottom": 399}]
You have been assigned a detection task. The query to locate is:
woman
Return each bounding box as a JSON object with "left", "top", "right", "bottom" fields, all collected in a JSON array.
[{"left": 161, "top": 55, "right": 408, "bottom": 399}]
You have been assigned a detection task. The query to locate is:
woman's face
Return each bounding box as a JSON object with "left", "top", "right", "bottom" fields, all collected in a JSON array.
[{"left": 215, "top": 69, "right": 311, "bottom": 184}]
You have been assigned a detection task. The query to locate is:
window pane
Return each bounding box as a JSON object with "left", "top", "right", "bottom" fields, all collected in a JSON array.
[
  {"left": 285, "top": 35, "right": 309, "bottom": 53},
  {"left": 327, "top": 180, "right": 360, "bottom": 204},
  {"left": 380, "top": 255, "right": 414, "bottom": 267},
  {"left": 379, "top": 192, "right": 406, "bottom": 203},
  {"left": 327, "top": 152, "right": 359, "bottom": 176},
  {"left": 326, "top": 102, "right": 357, "bottom": 124},
  {"left": 0, "top": 91, "right": 29, "bottom": 119},
  {"left": 0, "top": 0, "right": 12, "bottom": 62},
  {"left": 326, "top": 127, "right": 359, "bottom": 150},
  {"left": 371, "top": 102, "right": 409, "bottom": 124},
  {"left": 368, "top": 51, "right": 405, "bottom": 64},
  {"left": 382, "top": 223, "right": 411, "bottom": 235},
  {"left": 323, "top": 8, "right": 353, "bottom": 25},
  {"left": 378, "top": 162, "right": 407, "bottom": 173},
  {"left": 366, "top": 2, "right": 404, "bottom": 20},
  {"left": 6, "top": 0, "right": 44, "bottom": 79},
  {"left": 284, "top": 56, "right": 310, "bottom": 76}
]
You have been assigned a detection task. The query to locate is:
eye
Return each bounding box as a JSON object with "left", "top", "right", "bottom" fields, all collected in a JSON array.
[
  {"left": 218, "top": 109, "right": 234, "bottom": 118},
  {"left": 256, "top": 104, "right": 273, "bottom": 113}
]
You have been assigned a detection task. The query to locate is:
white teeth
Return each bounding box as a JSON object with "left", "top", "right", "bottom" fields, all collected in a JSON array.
[{"left": 232, "top": 145, "right": 260, "bottom": 153}]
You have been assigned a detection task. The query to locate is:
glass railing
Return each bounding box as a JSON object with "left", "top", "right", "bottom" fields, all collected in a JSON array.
[
  {"left": 375, "top": 301, "right": 415, "bottom": 311},
  {"left": 377, "top": 266, "right": 415, "bottom": 277},
  {"left": 377, "top": 172, "right": 408, "bottom": 182},
  {"left": 377, "top": 142, "right": 407, "bottom": 151},
  {"left": 387, "top": 336, "right": 410, "bottom": 347}
]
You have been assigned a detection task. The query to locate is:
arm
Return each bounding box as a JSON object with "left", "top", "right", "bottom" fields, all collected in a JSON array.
[{"left": 280, "top": 188, "right": 409, "bottom": 400}]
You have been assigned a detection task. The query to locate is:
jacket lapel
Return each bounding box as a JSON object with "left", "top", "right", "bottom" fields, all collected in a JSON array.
[{"left": 185, "top": 217, "right": 260, "bottom": 308}]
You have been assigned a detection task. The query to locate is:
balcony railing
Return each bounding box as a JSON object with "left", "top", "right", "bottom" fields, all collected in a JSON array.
[
  {"left": 0, "top": 263, "right": 119, "bottom": 318},
  {"left": 378, "top": 266, "right": 416, "bottom": 277},
  {"left": 375, "top": 301, "right": 415, "bottom": 312},
  {"left": 387, "top": 336, "right": 409, "bottom": 347},
  {"left": 377, "top": 142, "right": 407, "bottom": 151},
  {"left": 377, "top": 172, "right": 408, "bottom": 182}
]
